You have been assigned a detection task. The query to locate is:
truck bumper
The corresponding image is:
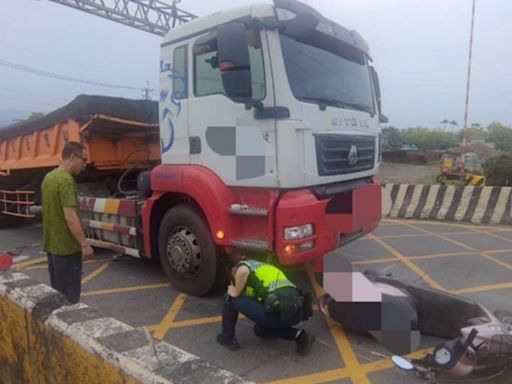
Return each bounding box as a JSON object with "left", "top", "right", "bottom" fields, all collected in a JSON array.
[{"left": 275, "top": 181, "right": 381, "bottom": 265}]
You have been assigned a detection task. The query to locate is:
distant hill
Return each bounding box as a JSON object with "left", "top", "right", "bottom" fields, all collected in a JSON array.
[{"left": 0, "top": 110, "right": 30, "bottom": 128}]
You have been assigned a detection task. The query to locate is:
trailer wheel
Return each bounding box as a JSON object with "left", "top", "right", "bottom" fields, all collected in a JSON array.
[{"left": 158, "top": 205, "right": 219, "bottom": 296}]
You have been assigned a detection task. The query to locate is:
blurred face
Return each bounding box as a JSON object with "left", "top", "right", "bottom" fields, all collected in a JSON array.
[{"left": 70, "top": 150, "right": 87, "bottom": 175}]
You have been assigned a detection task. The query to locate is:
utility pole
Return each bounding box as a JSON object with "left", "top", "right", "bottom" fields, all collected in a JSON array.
[
  {"left": 461, "top": 0, "right": 476, "bottom": 179},
  {"left": 142, "top": 81, "right": 154, "bottom": 100}
]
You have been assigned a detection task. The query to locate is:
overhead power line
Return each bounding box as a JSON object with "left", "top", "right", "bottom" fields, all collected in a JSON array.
[
  {"left": 0, "top": 40, "right": 143, "bottom": 78},
  {"left": 0, "top": 87, "right": 69, "bottom": 102},
  {"left": 0, "top": 58, "right": 143, "bottom": 90}
]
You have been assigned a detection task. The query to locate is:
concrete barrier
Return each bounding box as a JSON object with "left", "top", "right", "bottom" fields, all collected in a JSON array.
[
  {"left": 0, "top": 271, "right": 250, "bottom": 384},
  {"left": 382, "top": 184, "right": 512, "bottom": 224}
]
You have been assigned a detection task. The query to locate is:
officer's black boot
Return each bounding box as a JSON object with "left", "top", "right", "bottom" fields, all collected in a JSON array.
[
  {"left": 216, "top": 333, "right": 240, "bottom": 350},
  {"left": 295, "top": 329, "right": 315, "bottom": 356}
]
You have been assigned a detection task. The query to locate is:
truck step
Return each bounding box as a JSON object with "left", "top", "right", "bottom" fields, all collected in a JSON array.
[
  {"left": 230, "top": 238, "right": 270, "bottom": 251},
  {"left": 229, "top": 204, "right": 268, "bottom": 217}
]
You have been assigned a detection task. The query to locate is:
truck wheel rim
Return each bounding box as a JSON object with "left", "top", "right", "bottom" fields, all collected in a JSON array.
[{"left": 166, "top": 226, "right": 201, "bottom": 277}]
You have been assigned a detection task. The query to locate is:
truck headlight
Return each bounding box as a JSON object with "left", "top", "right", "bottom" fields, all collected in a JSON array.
[{"left": 284, "top": 224, "right": 314, "bottom": 240}]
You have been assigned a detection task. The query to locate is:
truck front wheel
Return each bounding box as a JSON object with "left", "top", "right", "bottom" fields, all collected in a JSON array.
[{"left": 158, "top": 205, "right": 219, "bottom": 296}]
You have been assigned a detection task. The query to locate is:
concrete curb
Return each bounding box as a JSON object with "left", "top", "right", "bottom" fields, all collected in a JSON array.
[
  {"left": 382, "top": 184, "right": 512, "bottom": 224},
  {"left": 0, "top": 271, "right": 251, "bottom": 384}
]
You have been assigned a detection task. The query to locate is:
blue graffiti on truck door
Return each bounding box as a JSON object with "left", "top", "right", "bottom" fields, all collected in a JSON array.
[{"left": 159, "top": 61, "right": 186, "bottom": 154}]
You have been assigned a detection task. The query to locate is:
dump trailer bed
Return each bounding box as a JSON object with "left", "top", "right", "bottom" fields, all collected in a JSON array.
[{"left": 0, "top": 95, "right": 161, "bottom": 220}]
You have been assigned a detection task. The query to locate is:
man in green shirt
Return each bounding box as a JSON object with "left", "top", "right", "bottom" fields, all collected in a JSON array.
[{"left": 42, "top": 141, "right": 94, "bottom": 303}]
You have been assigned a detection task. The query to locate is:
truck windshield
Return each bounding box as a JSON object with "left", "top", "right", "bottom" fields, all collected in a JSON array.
[{"left": 280, "top": 34, "right": 374, "bottom": 114}]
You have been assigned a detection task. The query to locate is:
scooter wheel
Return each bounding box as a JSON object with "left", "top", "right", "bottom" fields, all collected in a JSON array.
[{"left": 493, "top": 310, "right": 512, "bottom": 325}]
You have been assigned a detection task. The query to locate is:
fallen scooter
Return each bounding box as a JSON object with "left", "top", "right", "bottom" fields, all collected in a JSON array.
[{"left": 318, "top": 266, "right": 512, "bottom": 382}]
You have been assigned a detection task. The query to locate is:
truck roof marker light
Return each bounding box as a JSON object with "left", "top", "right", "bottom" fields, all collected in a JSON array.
[{"left": 216, "top": 230, "right": 225, "bottom": 240}]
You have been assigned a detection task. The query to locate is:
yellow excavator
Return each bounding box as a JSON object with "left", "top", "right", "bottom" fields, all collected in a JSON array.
[{"left": 437, "top": 153, "right": 485, "bottom": 186}]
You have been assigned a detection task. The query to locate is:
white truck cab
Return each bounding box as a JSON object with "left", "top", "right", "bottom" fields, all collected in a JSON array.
[{"left": 159, "top": 0, "right": 385, "bottom": 189}]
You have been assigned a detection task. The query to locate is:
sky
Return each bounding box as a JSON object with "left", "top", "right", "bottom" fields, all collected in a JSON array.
[{"left": 0, "top": 0, "right": 511, "bottom": 129}]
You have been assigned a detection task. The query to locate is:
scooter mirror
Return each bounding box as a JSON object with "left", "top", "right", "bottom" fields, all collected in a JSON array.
[{"left": 391, "top": 356, "right": 415, "bottom": 371}]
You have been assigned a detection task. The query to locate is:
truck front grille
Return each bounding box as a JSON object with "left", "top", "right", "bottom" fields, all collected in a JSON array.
[{"left": 315, "top": 135, "right": 375, "bottom": 176}]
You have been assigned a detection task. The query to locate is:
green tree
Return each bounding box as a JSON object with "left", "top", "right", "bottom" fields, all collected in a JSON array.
[
  {"left": 382, "top": 126, "right": 403, "bottom": 150},
  {"left": 487, "top": 122, "right": 512, "bottom": 152},
  {"left": 459, "top": 125, "right": 488, "bottom": 141},
  {"left": 484, "top": 154, "right": 512, "bottom": 185},
  {"left": 400, "top": 127, "right": 458, "bottom": 150}
]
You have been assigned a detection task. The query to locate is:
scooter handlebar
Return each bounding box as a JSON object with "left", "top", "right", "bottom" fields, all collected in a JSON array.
[{"left": 464, "top": 328, "right": 479, "bottom": 348}]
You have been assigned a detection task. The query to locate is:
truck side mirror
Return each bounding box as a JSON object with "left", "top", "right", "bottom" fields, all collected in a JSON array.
[
  {"left": 370, "top": 66, "right": 389, "bottom": 123},
  {"left": 217, "top": 23, "right": 252, "bottom": 102}
]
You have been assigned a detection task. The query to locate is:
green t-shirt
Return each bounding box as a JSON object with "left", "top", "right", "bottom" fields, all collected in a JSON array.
[{"left": 42, "top": 168, "right": 81, "bottom": 256}]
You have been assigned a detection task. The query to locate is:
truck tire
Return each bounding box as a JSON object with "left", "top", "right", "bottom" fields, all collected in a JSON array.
[{"left": 158, "top": 204, "right": 219, "bottom": 296}]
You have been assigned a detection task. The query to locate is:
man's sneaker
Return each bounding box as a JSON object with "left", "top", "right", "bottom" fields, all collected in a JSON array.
[
  {"left": 216, "top": 333, "right": 241, "bottom": 350},
  {"left": 295, "top": 329, "right": 315, "bottom": 356}
]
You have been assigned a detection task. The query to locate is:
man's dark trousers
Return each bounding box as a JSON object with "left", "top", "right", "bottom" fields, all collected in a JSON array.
[
  {"left": 222, "top": 293, "right": 300, "bottom": 340},
  {"left": 47, "top": 252, "right": 82, "bottom": 304}
]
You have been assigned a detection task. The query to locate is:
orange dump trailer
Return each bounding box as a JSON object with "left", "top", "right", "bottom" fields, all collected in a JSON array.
[{"left": 0, "top": 95, "right": 160, "bottom": 224}]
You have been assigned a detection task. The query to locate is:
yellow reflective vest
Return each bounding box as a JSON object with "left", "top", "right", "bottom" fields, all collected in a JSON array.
[{"left": 238, "top": 259, "right": 296, "bottom": 302}]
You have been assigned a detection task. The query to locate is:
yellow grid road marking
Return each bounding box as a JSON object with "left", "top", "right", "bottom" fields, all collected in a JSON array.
[
  {"left": 362, "top": 230, "right": 492, "bottom": 240},
  {"left": 169, "top": 315, "right": 223, "bottom": 328},
  {"left": 137, "top": 324, "right": 159, "bottom": 332},
  {"left": 368, "top": 234, "right": 446, "bottom": 291},
  {"left": 82, "top": 283, "right": 171, "bottom": 297},
  {"left": 139, "top": 314, "right": 247, "bottom": 334},
  {"left": 170, "top": 314, "right": 245, "bottom": 329},
  {"left": 305, "top": 264, "right": 371, "bottom": 384},
  {"left": 264, "top": 345, "right": 433, "bottom": 384},
  {"left": 81, "top": 262, "right": 110, "bottom": 284},
  {"left": 382, "top": 218, "right": 510, "bottom": 231},
  {"left": 23, "top": 258, "right": 110, "bottom": 270},
  {"left": 402, "top": 222, "right": 512, "bottom": 281},
  {"left": 352, "top": 257, "right": 399, "bottom": 266},
  {"left": 361, "top": 233, "right": 432, "bottom": 240},
  {"left": 405, "top": 250, "right": 503, "bottom": 259},
  {"left": 153, "top": 293, "right": 187, "bottom": 340},
  {"left": 14, "top": 218, "right": 510, "bottom": 384},
  {"left": 398, "top": 221, "right": 474, "bottom": 251},
  {"left": 480, "top": 252, "right": 512, "bottom": 272},
  {"left": 13, "top": 256, "right": 47, "bottom": 269},
  {"left": 350, "top": 251, "right": 480, "bottom": 267},
  {"left": 487, "top": 249, "right": 512, "bottom": 254},
  {"left": 471, "top": 228, "right": 512, "bottom": 246},
  {"left": 95, "top": 221, "right": 510, "bottom": 383},
  {"left": 142, "top": 308, "right": 327, "bottom": 332},
  {"left": 360, "top": 347, "right": 432, "bottom": 374},
  {"left": 453, "top": 282, "right": 512, "bottom": 295},
  {"left": 264, "top": 367, "right": 350, "bottom": 384}
]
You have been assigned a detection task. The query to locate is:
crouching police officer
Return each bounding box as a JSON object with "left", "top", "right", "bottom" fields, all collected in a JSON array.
[{"left": 217, "top": 251, "right": 315, "bottom": 355}]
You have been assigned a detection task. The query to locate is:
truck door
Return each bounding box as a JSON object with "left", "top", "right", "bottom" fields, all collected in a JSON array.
[
  {"left": 186, "top": 26, "right": 278, "bottom": 188},
  {"left": 159, "top": 42, "right": 190, "bottom": 164}
]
